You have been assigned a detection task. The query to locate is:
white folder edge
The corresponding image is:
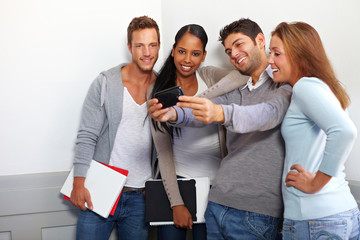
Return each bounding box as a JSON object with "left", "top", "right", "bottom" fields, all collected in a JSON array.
[
  {"left": 60, "top": 160, "right": 127, "bottom": 218},
  {"left": 149, "top": 177, "right": 210, "bottom": 226}
]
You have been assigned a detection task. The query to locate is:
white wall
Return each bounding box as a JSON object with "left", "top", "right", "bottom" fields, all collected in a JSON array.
[
  {"left": 1, "top": 0, "right": 359, "bottom": 181},
  {"left": 0, "top": 0, "right": 163, "bottom": 175}
]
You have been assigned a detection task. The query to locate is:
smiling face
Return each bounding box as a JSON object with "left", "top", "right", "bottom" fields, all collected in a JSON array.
[
  {"left": 172, "top": 32, "right": 206, "bottom": 79},
  {"left": 128, "top": 28, "right": 160, "bottom": 73},
  {"left": 223, "top": 32, "right": 264, "bottom": 76},
  {"left": 268, "top": 34, "right": 297, "bottom": 85}
]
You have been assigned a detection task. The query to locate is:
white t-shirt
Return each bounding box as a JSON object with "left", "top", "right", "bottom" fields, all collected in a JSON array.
[
  {"left": 109, "top": 87, "right": 152, "bottom": 188},
  {"left": 173, "top": 73, "right": 221, "bottom": 182}
]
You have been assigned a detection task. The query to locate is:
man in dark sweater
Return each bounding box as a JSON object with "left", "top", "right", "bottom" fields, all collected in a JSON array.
[{"left": 148, "top": 18, "right": 291, "bottom": 240}]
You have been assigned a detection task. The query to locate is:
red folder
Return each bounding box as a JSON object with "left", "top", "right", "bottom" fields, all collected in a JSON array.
[{"left": 63, "top": 162, "right": 129, "bottom": 216}]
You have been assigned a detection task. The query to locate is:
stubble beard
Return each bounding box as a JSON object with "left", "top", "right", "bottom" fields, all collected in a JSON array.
[
  {"left": 134, "top": 59, "right": 155, "bottom": 73},
  {"left": 237, "top": 48, "right": 262, "bottom": 76}
]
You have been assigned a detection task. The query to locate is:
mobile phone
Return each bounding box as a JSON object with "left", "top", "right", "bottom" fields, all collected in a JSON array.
[{"left": 154, "top": 86, "right": 184, "bottom": 108}]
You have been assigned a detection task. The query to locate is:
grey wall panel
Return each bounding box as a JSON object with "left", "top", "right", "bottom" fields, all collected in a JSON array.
[
  {"left": 0, "top": 232, "right": 11, "bottom": 240},
  {"left": 0, "top": 172, "right": 358, "bottom": 240},
  {"left": 0, "top": 210, "right": 78, "bottom": 240},
  {"left": 42, "top": 225, "right": 76, "bottom": 240},
  {"left": 0, "top": 172, "right": 78, "bottom": 240},
  {"left": 0, "top": 172, "right": 75, "bottom": 216}
]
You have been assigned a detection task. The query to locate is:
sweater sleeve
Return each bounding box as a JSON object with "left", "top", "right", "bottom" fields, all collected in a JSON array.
[
  {"left": 294, "top": 78, "right": 357, "bottom": 177},
  {"left": 147, "top": 84, "right": 185, "bottom": 207},
  {"left": 198, "top": 66, "right": 233, "bottom": 86},
  {"left": 222, "top": 83, "right": 292, "bottom": 133},
  {"left": 197, "top": 67, "right": 249, "bottom": 99},
  {"left": 151, "top": 125, "right": 185, "bottom": 207},
  {"left": 73, "top": 74, "right": 107, "bottom": 177},
  {"left": 174, "top": 83, "right": 292, "bottom": 134},
  {"left": 172, "top": 106, "right": 207, "bottom": 128}
]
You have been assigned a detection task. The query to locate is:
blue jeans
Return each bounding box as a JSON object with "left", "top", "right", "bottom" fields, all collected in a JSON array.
[
  {"left": 282, "top": 208, "right": 360, "bottom": 240},
  {"left": 205, "top": 201, "right": 280, "bottom": 240},
  {"left": 158, "top": 223, "right": 206, "bottom": 240},
  {"left": 76, "top": 189, "right": 148, "bottom": 240}
]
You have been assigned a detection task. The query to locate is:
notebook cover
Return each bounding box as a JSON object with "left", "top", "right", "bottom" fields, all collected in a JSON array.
[
  {"left": 145, "top": 179, "right": 197, "bottom": 222},
  {"left": 60, "top": 160, "right": 128, "bottom": 218},
  {"left": 62, "top": 162, "right": 128, "bottom": 216}
]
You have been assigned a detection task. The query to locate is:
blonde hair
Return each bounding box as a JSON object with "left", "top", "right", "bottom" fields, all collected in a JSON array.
[{"left": 272, "top": 22, "right": 350, "bottom": 109}]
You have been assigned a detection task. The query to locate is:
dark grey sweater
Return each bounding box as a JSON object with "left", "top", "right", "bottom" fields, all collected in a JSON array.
[{"left": 175, "top": 76, "right": 292, "bottom": 218}]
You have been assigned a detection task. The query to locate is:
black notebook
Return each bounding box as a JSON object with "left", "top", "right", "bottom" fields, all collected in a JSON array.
[{"left": 145, "top": 179, "right": 197, "bottom": 224}]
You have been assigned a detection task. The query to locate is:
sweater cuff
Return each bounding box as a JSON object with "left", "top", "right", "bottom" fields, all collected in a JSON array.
[
  {"left": 221, "top": 104, "right": 233, "bottom": 127},
  {"left": 168, "top": 106, "right": 184, "bottom": 125},
  {"left": 73, "top": 162, "right": 90, "bottom": 177},
  {"left": 170, "top": 199, "right": 185, "bottom": 208}
]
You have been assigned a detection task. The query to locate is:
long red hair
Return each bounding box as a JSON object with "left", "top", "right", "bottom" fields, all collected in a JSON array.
[{"left": 272, "top": 22, "right": 350, "bottom": 109}]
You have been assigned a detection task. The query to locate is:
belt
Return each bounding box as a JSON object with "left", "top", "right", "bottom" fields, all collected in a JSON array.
[{"left": 122, "top": 186, "right": 145, "bottom": 192}]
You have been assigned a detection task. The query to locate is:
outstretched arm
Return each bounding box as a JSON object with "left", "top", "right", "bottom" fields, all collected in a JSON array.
[
  {"left": 175, "top": 83, "right": 292, "bottom": 133},
  {"left": 176, "top": 96, "right": 225, "bottom": 124},
  {"left": 197, "top": 67, "right": 248, "bottom": 99},
  {"left": 221, "top": 84, "right": 292, "bottom": 133}
]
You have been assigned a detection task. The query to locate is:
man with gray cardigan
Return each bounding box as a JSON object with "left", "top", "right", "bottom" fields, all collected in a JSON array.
[
  {"left": 148, "top": 18, "right": 291, "bottom": 240},
  {"left": 70, "top": 16, "right": 160, "bottom": 240}
]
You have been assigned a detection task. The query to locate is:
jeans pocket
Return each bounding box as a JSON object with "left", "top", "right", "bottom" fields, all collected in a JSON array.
[
  {"left": 309, "top": 219, "right": 347, "bottom": 240},
  {"left": 245, "top": 212, "right": 278, "bottom": 239}
]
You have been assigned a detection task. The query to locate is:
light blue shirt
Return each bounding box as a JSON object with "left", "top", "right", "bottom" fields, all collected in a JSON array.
[{"left": 281, "top": 77, "right": 358, "bottom": 220}]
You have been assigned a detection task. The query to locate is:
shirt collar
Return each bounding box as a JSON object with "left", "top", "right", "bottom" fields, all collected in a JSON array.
[{"left": 242, "top": 65, "right": 273, "bottom": 91}]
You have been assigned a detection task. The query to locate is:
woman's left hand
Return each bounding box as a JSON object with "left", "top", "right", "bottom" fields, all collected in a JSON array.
[
  {"left": 285, "top": 164, "right": 331, "bottom": 194},
  {"left": 147, "top": 98, "right": 178, "bottom": 122}
]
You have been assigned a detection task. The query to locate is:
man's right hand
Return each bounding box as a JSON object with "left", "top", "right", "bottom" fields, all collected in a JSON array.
[
  {"left": 70, "top": 177, "right": 93, "bottom": 211},
  {"left": 172, "top": 205, "right": 193, "bottom": 229},
  {"left": 176, "top": 96, "right": 225, "bottom": 124},
  {"left": 147, "top": 98, "right": 178, "bottom": 122}
]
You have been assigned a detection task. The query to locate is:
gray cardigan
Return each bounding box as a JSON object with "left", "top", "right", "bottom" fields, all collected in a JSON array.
[
  {"left": 73, "top": 63, "right": 157, "bottom": 177},
  {"left": 148, "top": 66, "right": 249, "bottom": 207}
]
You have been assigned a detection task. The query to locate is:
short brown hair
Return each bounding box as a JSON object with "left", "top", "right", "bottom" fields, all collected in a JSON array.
[{"left": 127, "top": 16, "right": 160, "bottom": 45}]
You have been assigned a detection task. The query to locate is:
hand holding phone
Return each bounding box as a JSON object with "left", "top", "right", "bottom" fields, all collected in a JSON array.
[{"left": 154, "top": 86, "right": 184, "bottom": 108}]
